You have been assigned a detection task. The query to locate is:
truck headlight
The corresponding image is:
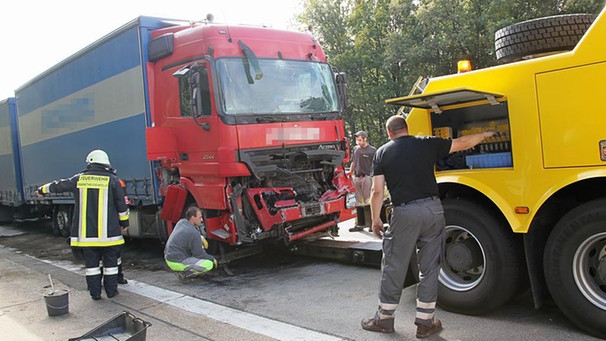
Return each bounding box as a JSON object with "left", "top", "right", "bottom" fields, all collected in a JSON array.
[{"left": 346, "top": 193, "right": 356, "bottom": 209}]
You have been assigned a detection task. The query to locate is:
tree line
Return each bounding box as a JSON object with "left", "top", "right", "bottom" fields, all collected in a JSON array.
[{"left": 296, "top": 0, "right": 604, "bottom": 146}]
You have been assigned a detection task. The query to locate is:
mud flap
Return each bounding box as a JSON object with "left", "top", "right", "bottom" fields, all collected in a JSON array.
[{"left": 160, "top": 185, "right": 188, "bottom": 223}]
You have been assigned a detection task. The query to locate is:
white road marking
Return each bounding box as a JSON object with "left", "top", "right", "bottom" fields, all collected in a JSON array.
[{"left": 28, "top": 255, "right": 346, "bottom": 341}]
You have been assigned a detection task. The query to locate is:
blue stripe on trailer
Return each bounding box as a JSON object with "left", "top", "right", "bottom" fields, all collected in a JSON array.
[
  {"left": 0, "top": 98, "right": 23, "bottom": 206},
  {"left": 20, "top": 113, "right": 154, "bottom": 204}
]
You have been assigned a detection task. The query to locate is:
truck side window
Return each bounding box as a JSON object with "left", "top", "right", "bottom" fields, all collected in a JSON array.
[{"left": 179, "top": 65, "right": 211, "bottom": 117}]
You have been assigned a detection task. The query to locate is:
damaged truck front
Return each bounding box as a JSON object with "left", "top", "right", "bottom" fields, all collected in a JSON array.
[
  {"left": 145, "top": 20, "right": 356, "bottom": 247},
  {"left": 2, "top": 16, "right": 355, "bottom": 253}
]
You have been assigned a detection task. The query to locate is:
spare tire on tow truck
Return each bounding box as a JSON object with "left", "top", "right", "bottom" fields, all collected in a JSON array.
[{"left": 495, "top": 13, "right": 596, "bottom": 63}]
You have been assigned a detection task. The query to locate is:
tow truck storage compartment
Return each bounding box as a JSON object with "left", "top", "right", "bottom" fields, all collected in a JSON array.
[{"left": 388, "top": 88, "right": 512, "bottom": 170}]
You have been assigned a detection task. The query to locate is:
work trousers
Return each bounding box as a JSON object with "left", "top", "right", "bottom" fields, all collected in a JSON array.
[
  {"left": 99, "top": 256, "right": 125, "bottom": 281},
  {"left": 353, "top": 176, "right": 372, "bottom": 205},
  {"left": 82, "top": 246, "right": 121, "bottom": 297},
  {"left": 377, "top": 197, "right": 444, "bottom": 324},
  {"left": 166, "top": 256, "right": 215, "bottom": 275}
]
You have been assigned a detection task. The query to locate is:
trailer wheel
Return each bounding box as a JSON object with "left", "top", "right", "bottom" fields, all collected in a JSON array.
[
  {"left": 495, "top": 13, "right": 596, "bottom": 63},
  {"left": 0, "top": 207, "right": 14, "bottom": 223},
  {"left": 438, "top": 198, "right": 527, "bottom": 314},
  {"left": 544, "top": 198, "right": 606, "bottom": 339},
  {"left": 52, "top": 205, "right": 72, "bottom": 237}
]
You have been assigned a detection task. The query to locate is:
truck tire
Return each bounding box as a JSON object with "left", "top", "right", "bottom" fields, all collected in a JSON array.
[
  {"left": 52, "top": 205, "right": 72, "bottom": 237},
  {"left": 438, "top": 198, "right": 527, "bottom": 314},
  {"left": 544, "top": 198, "right": 606, "bottom": 339},
  {"left": 495, "top": 13, "right": 596, "bottom": 63},
  {"left": 0, "top": 207, "right": 14, "bottom": 223}
]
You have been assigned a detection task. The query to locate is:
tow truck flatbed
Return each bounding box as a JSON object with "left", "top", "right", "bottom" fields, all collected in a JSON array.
[{"left": 290, "top": 238, "right": 382, "bottom": 268}]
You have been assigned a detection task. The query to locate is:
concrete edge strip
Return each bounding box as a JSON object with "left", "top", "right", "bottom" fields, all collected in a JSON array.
[{"left": 28, "top": 255, "right": 345, "bottom": 341}]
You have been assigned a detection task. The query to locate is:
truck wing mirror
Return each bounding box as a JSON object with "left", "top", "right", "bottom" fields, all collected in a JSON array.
[
  {"left": 189, "top": 70, "right": 202, "bottom": 118},
  {"left": 335, "top": 72, "right": 347, "bottom": 111},
  {"left": 174, "top": 63, "right": 211, "bottom": 122}
]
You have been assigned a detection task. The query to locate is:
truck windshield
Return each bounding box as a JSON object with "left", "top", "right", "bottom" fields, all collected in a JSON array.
[{"left": 217, "top": 59, "right": 339, "bottom": 115}]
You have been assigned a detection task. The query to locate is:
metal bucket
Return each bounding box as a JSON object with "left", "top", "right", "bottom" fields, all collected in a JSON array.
[{"left": 43, "top": 289, "right": 69, "bottom": 316}]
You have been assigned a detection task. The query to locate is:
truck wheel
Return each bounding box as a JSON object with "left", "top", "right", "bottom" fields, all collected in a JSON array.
[
  {"left": 52, "top": 205, "right": 72, "bottom": 237},
  {"left": 495, "top": 13, "right": 596, "bottom": 63},
  {"left": 438, "top": 198, "right": 527, "bottom": 314},
  {"left": 544, "top": 198, "right": 606, "bottom": 339},
  {"left": 0, "top": 207, "right": 14, "bottom": 223}
]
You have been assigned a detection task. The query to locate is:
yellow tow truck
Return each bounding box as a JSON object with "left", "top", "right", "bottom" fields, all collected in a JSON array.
[{"left": 387, "top": 7, "right": 606, "bottom": 338}]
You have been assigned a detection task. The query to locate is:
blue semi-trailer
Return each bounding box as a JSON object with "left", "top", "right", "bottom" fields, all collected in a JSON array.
[{"left": 0, "top": 17, "right": 179, "bottom": 238}]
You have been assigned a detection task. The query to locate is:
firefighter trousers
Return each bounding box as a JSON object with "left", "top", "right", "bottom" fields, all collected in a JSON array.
[{"left": 82, "top": 246, "right": 121, "bottom": 298}]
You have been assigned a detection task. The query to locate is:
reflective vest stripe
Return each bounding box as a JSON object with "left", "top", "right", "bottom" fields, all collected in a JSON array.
[
  {"left": 70, "top": 236, "right": 125, "bottom": 247},
  {"left": 119, "top": 210, "right": 129, "bottom": 221},
  {"left": 79, "top": 188, "right": 87, "bottom": 238},
  {"left": 98, "top": 188, "right": 107, "bottom": 238}
]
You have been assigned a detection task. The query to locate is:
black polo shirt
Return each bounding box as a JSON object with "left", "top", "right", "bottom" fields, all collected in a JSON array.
[{"left": 372, "top": 135, "right": 451, "bottom": 206}]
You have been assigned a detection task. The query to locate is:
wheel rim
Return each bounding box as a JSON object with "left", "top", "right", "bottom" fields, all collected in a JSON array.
[
  {"left": 440, "top": 224, "right": 486, "bottom": 291},
  {"left": 573, "top": 232, "right": 606, "bottom": 310},
  {"left": 56, "top": 209, "right": 69, "bottom": 235}
]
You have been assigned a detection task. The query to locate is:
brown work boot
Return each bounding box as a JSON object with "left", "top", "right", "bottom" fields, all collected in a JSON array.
[
  {"left": 361, "top": 316, "right": 395, "bottom": 333},
  {"left": 415, "top": 319, "right": 442, "bottom": 338}
]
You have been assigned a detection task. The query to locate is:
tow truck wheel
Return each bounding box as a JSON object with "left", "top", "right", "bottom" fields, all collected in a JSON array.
[
  {"left": 544, "top": 198, "right": 606, "bottom": 339},
  {"left": 438, "top": 198, "right": 527, "bottom": 314},
  {"left": 495, "top": 13, "right": 596, "bottom": 64},
  {"left": 52, "top": 205, "right": 72, "bottom": 237}
]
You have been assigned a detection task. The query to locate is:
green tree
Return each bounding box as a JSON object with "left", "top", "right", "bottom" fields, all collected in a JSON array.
[
  {"left": 560, "top": 0, "right": 605, "bottom": 13},
  {"left": 298, "top": 0, "right": 604, "bottom": 147}
]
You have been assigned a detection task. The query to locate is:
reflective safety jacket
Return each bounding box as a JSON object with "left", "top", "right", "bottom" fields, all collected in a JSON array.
[{"left": 40, "top": 164, "right": 130, "bottom": 247}]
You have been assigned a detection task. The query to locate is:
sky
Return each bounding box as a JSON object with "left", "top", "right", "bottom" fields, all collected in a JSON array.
[{"left": 0, "top": 0, "right": 303, "bottom": 99}]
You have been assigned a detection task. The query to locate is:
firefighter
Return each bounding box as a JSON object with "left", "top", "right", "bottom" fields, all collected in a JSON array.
[
  {"left": 77, "top": 178, "right": 129, "bottom": 285},
  {"left": 37, "top": 149, "right": 129, "bottom": 300}
]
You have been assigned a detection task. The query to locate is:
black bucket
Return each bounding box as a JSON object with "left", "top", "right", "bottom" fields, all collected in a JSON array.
[{"left": 44, "top": 289, "right": 69, "bottom": 316}]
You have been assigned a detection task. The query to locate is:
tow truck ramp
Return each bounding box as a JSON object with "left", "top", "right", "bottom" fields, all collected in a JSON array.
[{"left": 290, "top": 238, "right": 383, "bottom": 268}]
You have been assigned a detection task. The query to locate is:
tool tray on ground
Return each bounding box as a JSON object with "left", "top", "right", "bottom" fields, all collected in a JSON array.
[{"left": 68, "top": 310, "right": 151, "bottom": 341}]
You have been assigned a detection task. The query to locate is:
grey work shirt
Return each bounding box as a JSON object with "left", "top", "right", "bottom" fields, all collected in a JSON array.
[
  {"left": 164, "top": 218, "right": 205, "bottom": 262},
  {"left": 353, "top": 144, "right": 377, "bottom": 176}
]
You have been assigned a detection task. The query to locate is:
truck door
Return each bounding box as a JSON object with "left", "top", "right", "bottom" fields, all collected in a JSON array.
[{"left": 169, "top": 62, "right": 219, "bottom": 164}]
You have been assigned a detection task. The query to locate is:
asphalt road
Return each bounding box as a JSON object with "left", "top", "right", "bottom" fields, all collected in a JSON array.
[{"left": 0, "top": 219, "right": 602, "bottom": 340}]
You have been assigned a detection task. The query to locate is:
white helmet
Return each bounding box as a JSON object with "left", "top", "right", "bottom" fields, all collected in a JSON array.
[{"left": 86, "top": 149, "right": 111, "bottom": 166}]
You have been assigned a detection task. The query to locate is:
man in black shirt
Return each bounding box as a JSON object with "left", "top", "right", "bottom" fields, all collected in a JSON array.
[{"left": 361, "top": 115, "right": 494, "bottom": 338}]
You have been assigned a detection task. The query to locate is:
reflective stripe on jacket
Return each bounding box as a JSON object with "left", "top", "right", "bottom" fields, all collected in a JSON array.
[{"left": 43, "top": 164, "right": 129, "bottom": 247}]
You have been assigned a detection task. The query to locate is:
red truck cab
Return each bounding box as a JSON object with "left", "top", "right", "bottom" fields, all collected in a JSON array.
[{"left": 145, "top": 20, "right": 355, "bottom": 246}]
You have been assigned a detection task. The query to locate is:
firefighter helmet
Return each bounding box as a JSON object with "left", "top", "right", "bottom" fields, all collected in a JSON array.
[{"left": 86, "top": 149, "right": 111, "bottom": 166}]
